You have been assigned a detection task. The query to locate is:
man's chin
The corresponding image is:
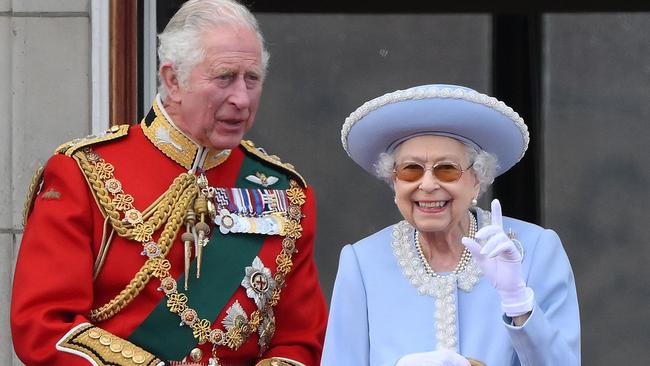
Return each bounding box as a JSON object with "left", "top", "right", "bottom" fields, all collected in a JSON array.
[{"left": 205, "top": 135, "right": 244, "bottom": 150}]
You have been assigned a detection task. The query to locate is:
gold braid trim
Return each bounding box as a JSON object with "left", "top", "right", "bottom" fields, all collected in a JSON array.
[
  {"left": 22, "top": 164, "right": 44, "bottom": 227},
  {"left": 56, "top": 125, "right": 130, "bottom": 156},
  {"left": 142, "top": 100, "right": 231, "bottom": 171},
  {"left": 57, "top": 323, "right": 162, "bottom": 365},
  {"left": 74, "top": 150, "right": 196, "bottom": 242},
  {"left": 77, "top": 148, "right": 200, "bottom": 322},
  {"left": 240, "top": 140, "right": 306, "bottom": 188},
  {"left": 89, "top": 180, "right": 198, "bottom": 322}
]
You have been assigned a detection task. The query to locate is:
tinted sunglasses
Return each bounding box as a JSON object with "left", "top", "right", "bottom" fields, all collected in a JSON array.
[{"left": 393, "top": 161, "right": 473, "bottom": 183}]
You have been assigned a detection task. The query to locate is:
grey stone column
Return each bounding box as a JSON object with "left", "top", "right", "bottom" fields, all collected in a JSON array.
[{"left": 1, "top": 1, "right": 91, "bottom": 365}]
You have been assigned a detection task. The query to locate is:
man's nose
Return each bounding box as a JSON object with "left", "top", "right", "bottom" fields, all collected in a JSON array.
[{"left": 228, "top": 77, "right": 250, "bottom": 109}]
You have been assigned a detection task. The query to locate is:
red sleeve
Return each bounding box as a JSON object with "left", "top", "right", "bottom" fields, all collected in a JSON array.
[
  {"left": 11, "top": 154, "right": 96, "bottom": 366},
  {"left": 262, "top": 185, "right": 328, "bottom": 365}
]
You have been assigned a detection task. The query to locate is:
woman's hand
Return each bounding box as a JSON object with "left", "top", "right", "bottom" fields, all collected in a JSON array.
[
  {"left": 396, "top": 349, "right": 471, "bottom": 366},
  {"left": 462, "top": 199, "right": 534, "bottom": 318}
]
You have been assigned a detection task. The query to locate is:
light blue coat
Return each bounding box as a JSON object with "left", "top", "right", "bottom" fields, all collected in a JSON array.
[{"left": 321, "top": 209, "right": 580, "bottom": 366}]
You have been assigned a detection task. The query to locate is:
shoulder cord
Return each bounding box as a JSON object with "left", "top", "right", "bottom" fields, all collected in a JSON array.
[{"left": 73, "top": 151, "right": 199, "bottom": 321}]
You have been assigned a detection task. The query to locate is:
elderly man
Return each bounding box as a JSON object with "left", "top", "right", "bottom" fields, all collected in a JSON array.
[{"left": 11, "top": 1, "right": 327, "bottom": 365}]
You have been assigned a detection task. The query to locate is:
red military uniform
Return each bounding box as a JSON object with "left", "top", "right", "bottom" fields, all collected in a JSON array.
[{"left": 11, "top": 99, "right": 327, "bottom": 366}]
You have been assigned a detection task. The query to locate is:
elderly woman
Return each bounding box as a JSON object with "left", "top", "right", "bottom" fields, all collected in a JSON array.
[{"left": 321, "top": 85, "right": 580, "bottom": 366}]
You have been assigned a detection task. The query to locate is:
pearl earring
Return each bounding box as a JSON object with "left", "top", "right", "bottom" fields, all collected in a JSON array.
[
  {"left": 471, "top": 198, "right": 478, "bottom": 206},
  {"left": 394, "top": 196, "right": 398, "bottom": 204}
]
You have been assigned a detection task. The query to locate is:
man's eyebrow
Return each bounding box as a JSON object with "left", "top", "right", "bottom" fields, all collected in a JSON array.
[
  {"left": 246, "top": 68, "right": 263, "bottom": 76},
  {"left": 208, "top": 65, "right": 236, "bottom": 75}
]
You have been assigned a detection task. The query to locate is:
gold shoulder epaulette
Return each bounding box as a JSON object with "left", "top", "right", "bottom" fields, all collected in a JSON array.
[
  {"left": 55, "top": 125, "right": 130, "bottom": 156},
  {"left": 240, "top": 140, "right": 307, "bottom": 187}
]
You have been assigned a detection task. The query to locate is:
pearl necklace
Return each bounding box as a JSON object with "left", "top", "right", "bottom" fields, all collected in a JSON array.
[
  {"left": 392, "top": 217, "right": 482, "bottom": 351},
  {"left": 415, "top": 211, "right": 477, "bottom": 277}
]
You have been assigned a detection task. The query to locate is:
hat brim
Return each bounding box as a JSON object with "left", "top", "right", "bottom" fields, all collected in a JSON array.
[{"left": 342, "top": 85, "right": 529, "bottom": 177}]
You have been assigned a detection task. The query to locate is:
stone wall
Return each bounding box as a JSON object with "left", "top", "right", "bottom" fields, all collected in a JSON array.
[{"left": 0, "top": 1, "right": 91, "bottom": 365}]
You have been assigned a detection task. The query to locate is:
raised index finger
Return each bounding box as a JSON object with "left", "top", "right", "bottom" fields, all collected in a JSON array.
[{"left": 491, "top": 198, "right": 503, "bottom": 228}]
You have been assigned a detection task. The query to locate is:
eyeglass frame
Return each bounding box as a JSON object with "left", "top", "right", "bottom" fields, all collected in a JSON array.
[{"left": 392, "top": 160, "right": 475, "bottom": 183}]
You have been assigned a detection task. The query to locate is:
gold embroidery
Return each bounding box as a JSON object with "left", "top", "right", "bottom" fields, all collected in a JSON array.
[
  {"left": 149, "top": 258, "right": 171, "bottom": 277},
  {"left": 142, "top": 100, "right": 230, "bottom": 170},
  {"left": 112, "top": 193, "right": 135, "bottom": 211},
  {"left": 42, "top": 188, "right": 61, "bottom": 200},
  {"left": 285, "top": 186, "right": 306, "bottom": 206},
  {"left": 240, "top": 140, "right": 307, "bottom": 187},
  {"left": 167, "top": 293, "right": 188, "bottom": 313},
  {"left": 57, "top": 323, "right": 162, "bottom": 366},
  {"left": 56, "top": 125, "right": 130, "bottom": 156},
  {"left": 282, "top": 220, "right": 302, "bottom": 239},
  {"left": 204, "top": 149, "right": 231, "bottom": 170},
  {"left": 191, "top": 319, "right": 212, "bottom": 343},
  {"left": 131, "top": 223, "right": 154, "bottom": 243}
]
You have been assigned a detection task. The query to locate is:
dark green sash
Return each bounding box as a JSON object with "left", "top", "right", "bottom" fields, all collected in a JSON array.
[{"left": 128, "top": 152, "right": 289, "bottom": 360}]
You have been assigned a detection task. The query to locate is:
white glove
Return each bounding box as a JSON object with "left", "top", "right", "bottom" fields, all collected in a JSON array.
[
  {"left": 395, "top": 349, "right": 470, "bottom": 366},
  {"left": 461, "top": 199, "right": 534, "bottom": 317}
]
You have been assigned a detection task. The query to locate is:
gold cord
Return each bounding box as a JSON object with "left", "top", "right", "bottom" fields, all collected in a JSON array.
[
  {"left": 22, "top": 164, "right": 44, "bottom": 227},
  {"left": 75, "top": 150, "right": 196, "bottom": 242},
  {"left": 93, "top": 216, "right": 114, "bottom": 280},
  {"left": 77, "top": 149, "right": 200, "bottom": 321},
  {"left": 89, "top": 182, "right": 198, "bottom": 321}
]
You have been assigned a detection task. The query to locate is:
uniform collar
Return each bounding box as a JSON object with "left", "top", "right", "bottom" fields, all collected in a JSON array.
[{"left": 142, "top": 95, "right": 231, "bottom": 171}]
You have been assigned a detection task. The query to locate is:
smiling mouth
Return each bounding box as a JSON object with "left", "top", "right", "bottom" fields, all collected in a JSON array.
[{"left": 417, "top": 200, "right": 448, "bottom": 209}]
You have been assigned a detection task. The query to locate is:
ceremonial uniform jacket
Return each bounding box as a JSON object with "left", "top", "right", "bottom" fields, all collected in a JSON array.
[
  {"left": 321, "top": 208, "right": 580, "bottom": 366},
  {"left": 11, "top": 98, "right": 327, "bottom": 366}
]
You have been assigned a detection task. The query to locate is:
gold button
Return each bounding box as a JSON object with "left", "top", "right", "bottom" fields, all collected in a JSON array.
[
  {"left": 121, "top": 347, "right": 134, "bottom": 358},
  {"left": 99, "top": 335, "right": 112, "bottom": 346},
  {"left": 109, "top": 341, "right": 123, "bottom": 353},
  {"left": 110, "top": 125, "right": 120, "bottom": 132},
  {"left": 88, "top": 329, "right": 101, "bottom": 339},
  {"left": 189, "top": 347, "right": 203, "bottom": 362},
  {"left": 132, "top": 353, "right": 146, "bottom": 364}
]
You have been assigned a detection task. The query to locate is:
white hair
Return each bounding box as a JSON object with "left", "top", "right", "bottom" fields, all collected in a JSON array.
[
  {"left": 374, "top": 142, "right": 498, "bottom": 195},
  {"left": 157, "top": 0, "right": 270, "bottom": 100}
]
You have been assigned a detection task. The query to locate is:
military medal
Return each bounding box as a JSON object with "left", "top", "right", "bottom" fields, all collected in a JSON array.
[
  {"left": 212, "top": 187, "right": 291, "bottom": 236},
  {"left": 215, "top": 209, "right": 285, "bottom": 236}
]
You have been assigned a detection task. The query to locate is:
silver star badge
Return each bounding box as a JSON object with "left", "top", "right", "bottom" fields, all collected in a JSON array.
[
  {"left": 221, "top": 300, "right": 248, "bottom": 331},
  {"left": 241, "top": 256, "right": 276, "bottom": 309}
]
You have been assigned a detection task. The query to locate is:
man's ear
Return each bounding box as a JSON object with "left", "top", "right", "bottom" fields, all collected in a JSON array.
[{"left": 159, "top": 62, "right": 182, "bottom": 103}]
